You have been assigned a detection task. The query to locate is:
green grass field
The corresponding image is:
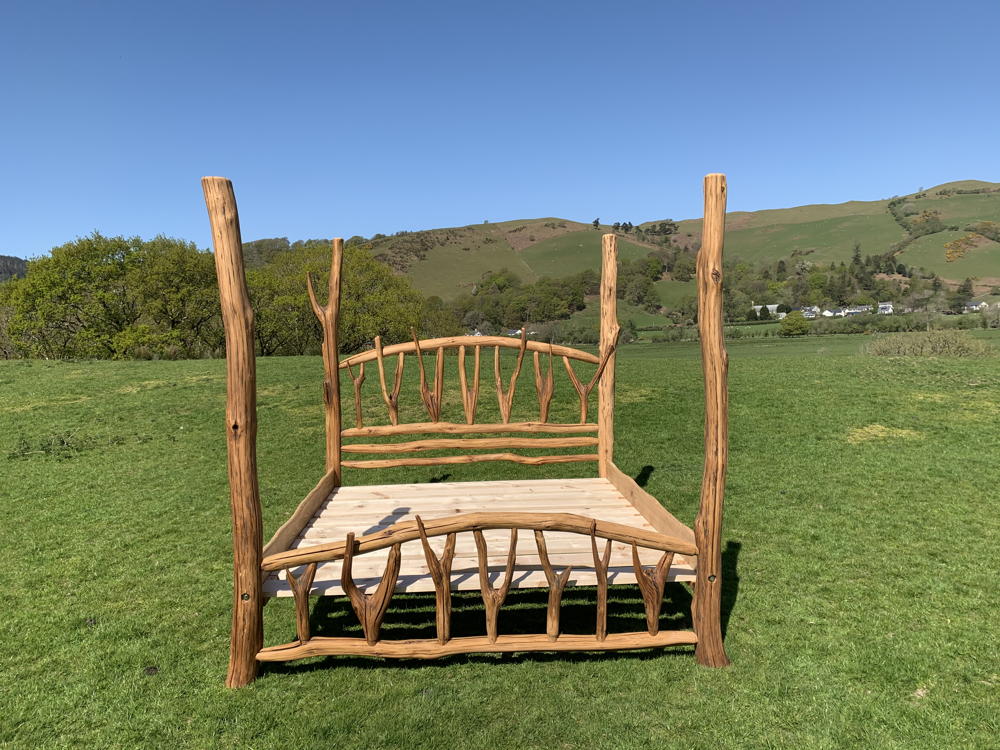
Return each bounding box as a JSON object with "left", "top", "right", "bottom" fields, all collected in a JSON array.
[{"left": 2, "top": 334, "right": 998, "bottom": 748}]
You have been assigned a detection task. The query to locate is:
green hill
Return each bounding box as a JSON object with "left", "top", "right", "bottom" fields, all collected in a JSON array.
[
  {"left": 356, "top": 179, "right": 999, "bottom": 303},
  {"left": 234, "top": 179, "right": 998, "bottom": 332}
]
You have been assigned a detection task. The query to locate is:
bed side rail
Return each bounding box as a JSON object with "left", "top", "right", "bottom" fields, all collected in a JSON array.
[{"left": 258, "top": 512, "right": 698, "bottom": 662}]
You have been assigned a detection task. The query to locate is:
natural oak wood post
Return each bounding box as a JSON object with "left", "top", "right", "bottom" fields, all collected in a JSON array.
[
  {"left": 693, "top": 173, "right": 731, "bottom": 667},
  {"left": 598, "top": 234, "right": 618, "bottom": 477},
  {"left": 306, "top": 239, "right": 344, "bottom": 479},
  {"left": 202, "top": 176, "right": 264, "bottom": 688}
]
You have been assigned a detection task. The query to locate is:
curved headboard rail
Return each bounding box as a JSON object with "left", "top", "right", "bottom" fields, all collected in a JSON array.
[{"left": 338, "top": 336, "right": 599, "bottom": 368}]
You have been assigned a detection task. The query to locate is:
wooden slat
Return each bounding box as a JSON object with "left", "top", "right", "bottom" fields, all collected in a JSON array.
[
  {"left": 258, "top": 630, "right": 698, "bottom": 661},
  {"left": 341, "top": 436, "right": 599, "bottom": 454},
  {"left": 342, "top": 453, "right": 599, "bottom": 469},
  {"left": 339, "top": 336, "right": 599, "bottom": 368},
  {"left": 342, "top": 422, "right": 598, "bottom": 437},
  {"left": 263, "top": 511, "right": 698, "bottom": 571}
]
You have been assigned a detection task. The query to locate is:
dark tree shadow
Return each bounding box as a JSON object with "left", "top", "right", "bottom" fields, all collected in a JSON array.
[
  {"left": 634, "top": 465, "right": 655, "bottom": 488},
  {"left": 427, "top": 473, "right": 452, "bottom": 483},
  {"left": 720, "top": 540, "right": 741, "bottom": 637}
]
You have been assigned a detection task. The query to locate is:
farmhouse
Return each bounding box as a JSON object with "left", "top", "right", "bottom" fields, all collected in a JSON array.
[
  {"left": 844, "top": 304, "right": 874, "bottom": 316},
  {"left": 877, "top": 302, "right": 894, "bottom": 315},
  {"left": 963, "top": 301, "right": 989, "bottom": 312}
]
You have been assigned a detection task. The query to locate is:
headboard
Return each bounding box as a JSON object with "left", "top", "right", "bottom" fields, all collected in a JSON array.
[{"left": 307, "top": 234, "right": 621, "bottom": 483}]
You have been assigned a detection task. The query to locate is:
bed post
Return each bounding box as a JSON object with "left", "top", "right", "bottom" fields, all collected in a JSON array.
[
  {"left": 306, "top": 239, "right": 344, "bottom": 482},
  {"left": 597, "top": 233, "right": 618, "bottom": 478},
  {"left": 202, "top": 177, "right": 264, "bottom": 687},
  {"left": 693, "top": 173, "right": 731, "bottom": 667}
]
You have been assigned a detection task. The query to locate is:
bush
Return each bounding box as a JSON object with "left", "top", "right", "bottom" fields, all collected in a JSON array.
[
  {"left": 865, "top": 330, "right": 992, "bottom": 357},
  {"left": 778, "top": 310, "right": 811, "bottom": 337}
]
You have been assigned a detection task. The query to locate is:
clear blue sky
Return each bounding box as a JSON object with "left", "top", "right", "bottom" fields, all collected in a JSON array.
[{"left": 2, "top": 0, "right": 998, "bottom": 258}]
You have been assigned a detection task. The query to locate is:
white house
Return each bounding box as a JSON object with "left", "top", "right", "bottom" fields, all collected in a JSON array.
[
  {"left": 963, "top": 301, "right": 989, "bottom": 313},
  {"left": 877, "top": 302, "right": 894, "bottom": 315}
]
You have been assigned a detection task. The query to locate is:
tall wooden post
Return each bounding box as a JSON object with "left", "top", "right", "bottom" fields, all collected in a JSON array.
[
  {"left": 306, "top": 239, "right": 344, "bottom": 481},
  {"left": 202, "top": 177, "right": 264, "bottom": 687},
  {"left": 693, "top": 173, "right": 731, "bottom": 667},
  {"left": 597, "top": 233, "right": 618, "bottom": 478}
]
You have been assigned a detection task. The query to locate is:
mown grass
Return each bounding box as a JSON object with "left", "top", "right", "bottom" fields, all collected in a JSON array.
[{"left": 1, "top": 333, "right": 998, "bottom": 748}]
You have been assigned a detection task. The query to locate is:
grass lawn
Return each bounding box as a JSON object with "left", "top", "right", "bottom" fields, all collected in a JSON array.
[{"left": 1, "top": 334, "right": 998, "bottom": 748}]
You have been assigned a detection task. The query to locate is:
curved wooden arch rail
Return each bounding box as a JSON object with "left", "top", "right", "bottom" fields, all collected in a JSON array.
[
  {"left": 262, "top": 512, "right": 698, "bottom": 571},
  {"left": 338, "top": 335, "right": 600, "bottom": 368}
]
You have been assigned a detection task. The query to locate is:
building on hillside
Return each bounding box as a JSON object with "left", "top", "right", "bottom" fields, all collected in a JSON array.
[
  {"left": 877, "top": 302, "right": 894, "bottom": 315},
  {"left": 797, "top": 305, "right": 821, "bottom": 320},
  {"left": 844, "top": 304, "right": 874, "bottom": 316},
  {"left": 752, "top": 304, "right": 781, "bottom": 319},
  {"left": 963, "top": 301, "right": 989, "bottom": 313}
]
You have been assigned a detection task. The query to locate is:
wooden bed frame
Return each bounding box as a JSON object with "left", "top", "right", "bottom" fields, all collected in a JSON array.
[{"left": 203, "top": 174, "right": 731, "bottom": 688}]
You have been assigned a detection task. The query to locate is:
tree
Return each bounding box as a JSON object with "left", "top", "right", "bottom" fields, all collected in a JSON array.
[
  {"left": 778, "top": 310, "right": 810, "bottom": 337},
  {"left": 746, "top": 307, "right": 759, "bottom": 321},
  {"left": 592, "top": 218, "right": 600, "bottom": 230},
  {"left": 758, "top": 304, "right": 771, "bottom": 320},
  {"left": 612, "top": 222, "right": 621, "bottom": 232}
]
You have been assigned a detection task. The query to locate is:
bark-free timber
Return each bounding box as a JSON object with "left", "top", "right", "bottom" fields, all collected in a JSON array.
[
  {"left": 306, "top": 240, "right": 344, "bottom": 476},
  {"left": 204, "top": 173, "right": 731, "bottom": 684},
  {"left": 262, "top": 511, "right": 698, "bottom": 571},
  {"left": 693, "top": 173, "right": 731, "bottom": 667},
  {"left": 257, "top": 630, "right": 699, "bottom": 661},
  {"left": 203, "top": 176, "right": 263, "bottom": 689}
]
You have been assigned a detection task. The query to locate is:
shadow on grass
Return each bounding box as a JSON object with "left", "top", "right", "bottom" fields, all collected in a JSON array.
[
  {"left": 634, "top": 465, "right": 655, "bottom": 488},
  {"left": 262, "top": 583, "right": 701, "bottom": 677}
]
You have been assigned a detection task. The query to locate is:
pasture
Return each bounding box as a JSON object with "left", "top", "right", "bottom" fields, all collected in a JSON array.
[{"left": 1, "top": 333, "right": 997, "bottom": 748}]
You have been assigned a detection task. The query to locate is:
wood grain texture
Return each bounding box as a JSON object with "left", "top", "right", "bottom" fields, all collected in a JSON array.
[
  {"left": 341, "top": 436, "right": 598, "bottom": 454},
  {"left": 374, "top": 337, "right": 404, "bottom": 425},
  {"left": 203, "top": 176, "right": 263, "bottom": 689},
  {"left": 341, "top": 452, "right": 598, "bottom": 469},
  {"left": 693, "top": 173, "right": 731, "bottom": 668},
  {"left": 412, "top": 333, "right": 445, "bottom": 422},
  {"left": 494, "top": 329, "right": 528, "bottom": 423},
  {"left": 340, "top": 336, "right": 599, "bottom": 368},
  {"left": 474, "top": 529, "right": 518, "bottom": 642},
  {"left": 346, "top": 361, "right": 365, "bottom": 429},
  {"left": 604, "top": 461, "right": 695, "bottom": 546},
  {"left": 342, "top": 421, "right": 598, "bottom": 437},
  {"left": 416, "top": 516, "right": 456, "bottom": 643},
  {"left": 590, "top": 521, "right": 612, "bottom": 641},
  {"left": 306, "top": 239, "right": 344, "bottom": 476},
  {"left": 286, "top": 562, "right": 317, "bottom": 642},
  {"left": 341, "top": 532, "right": 401, "bottom": 644},
  {"left": 598, "top": 233, "right": 618, "bottom": 477},
  {"left": 257, "top": 630, "right": 698, "bottom": 661},
  {"left": 457, "top": 345, "right": 481, "bottom": 424},
  {"left": 535, "top": 530, "right": 572, "bottom": 640},
  {"left": 262, "top": 511, "right": 698, "bottom": 571},
  {"left": 532, "top": 348, "right": 555, "bottom": 422},
  {"left": 631, "top": 543, "right": 673, "bottom": 636},
  {"left": 261, "top": 467, "right": 340, "bottom": 559}
]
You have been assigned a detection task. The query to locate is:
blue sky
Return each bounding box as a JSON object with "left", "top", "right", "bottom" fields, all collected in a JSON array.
[{"left": 2, "top": 0, "right": 998, "bottom": 258}]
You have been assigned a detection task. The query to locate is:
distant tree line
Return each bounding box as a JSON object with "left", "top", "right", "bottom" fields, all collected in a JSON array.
[{"left": 0, "top": 234, "right": 453, "bottom": 359}]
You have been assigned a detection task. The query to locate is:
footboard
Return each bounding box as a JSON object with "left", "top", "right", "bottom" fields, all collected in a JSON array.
[{"left": 258, "top": 513, "right": 699, "bottom": 661}]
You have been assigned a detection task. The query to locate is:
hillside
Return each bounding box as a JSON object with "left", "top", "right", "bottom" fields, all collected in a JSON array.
[
  {"left": 0, "top": 255, "right": 27, "bottom": 281},
  {"left": 354, "top": 179, "right": 999, "bottom": 308}
]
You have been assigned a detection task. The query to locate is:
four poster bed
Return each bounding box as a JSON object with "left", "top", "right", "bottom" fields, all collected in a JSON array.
[{"left": 202, "top": 174, "right": 731, "bottom": 687}]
